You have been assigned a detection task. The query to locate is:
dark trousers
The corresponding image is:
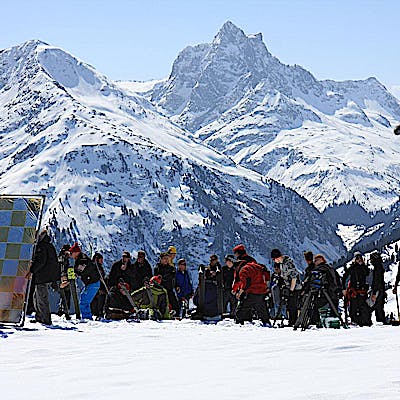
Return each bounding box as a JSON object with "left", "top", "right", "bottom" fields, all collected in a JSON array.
[
  {"left": 349, "top": 295, "right": 371, "bottom": 326},
  {"left": 58, "top": 286, "right": 71, "bottom": 316},
  {"left": 372, "top": 292, "right": 385, "bottom": 323},
  {"left": 236, "top": 293, "right": 270, "bottom": 324},
  {"left": 33, "top": 283, "right": 51, "bottom": 325},
  {"left": 223, "top": 289, "right": 237, "bottom": 316},
  {"left": 166, "top": 289, "right": 179, "bottom": 314},
  {"left": 287, "top": 291, "right": 299, "bottom": 326},
  {"left": 91, "top": 292, "right": 107, "bottom": 318}
]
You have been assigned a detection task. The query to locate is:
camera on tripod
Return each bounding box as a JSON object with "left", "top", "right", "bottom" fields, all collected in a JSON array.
[{"left": 309, "top": 271, "right": 327, "bottom": 292}]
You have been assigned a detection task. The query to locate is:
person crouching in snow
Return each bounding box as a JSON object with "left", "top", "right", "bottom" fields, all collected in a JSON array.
[{"left": 68, "top": 242, "right": 100, "bottom": 320}]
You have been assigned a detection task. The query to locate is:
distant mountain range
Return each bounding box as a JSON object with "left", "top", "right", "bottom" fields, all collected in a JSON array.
[{"left": 0, "top": 39, "right": 344, "bottom": 270}]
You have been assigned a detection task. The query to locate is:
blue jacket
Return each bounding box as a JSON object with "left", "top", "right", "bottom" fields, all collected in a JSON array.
[{"left": 175, "top": 270, "right": 193, "bottom": 299}]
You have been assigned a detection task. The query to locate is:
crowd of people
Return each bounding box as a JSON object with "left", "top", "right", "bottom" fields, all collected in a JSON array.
[{"left": 27, "top": 230, "right": 398, "bottom": 328}]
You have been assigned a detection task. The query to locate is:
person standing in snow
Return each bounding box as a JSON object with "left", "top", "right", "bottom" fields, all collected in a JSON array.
[
  {"left": 342, "top": 251, "right": 371, "bottom": 326},
  {"left": 167, "top": 245, "right": 177, "bottom": 267},
  {"left": 270, "top": 263, "right": 287, "bottom": 319},
  {"left": 270, "top": 248, "right": 301, "bottom": 326},
  {"left": 175, "top": 258, "right": 193, "bottom": 314},
  {"left": 90, "top": 252, "right": 107, "bottom": 320},
  {"left": 222, "top": 255, "right": 237, "bottom": 317},
  {"left": 231, "top": 244, "right": 256, "bottom": 296},
  {"left": 69, "top": 242, "right": 100, "bottom": 320},
  {"left": 28, "top": 230, "right": 61, "bottom": 325},
  {"left": 131, "top": 250, "right": 152, "bottom": 292},
  {"left": 369, "top": 251, "right": 386, "bottom": 323},
  {"left": 205, "top": 254, "right": 221, "bottom": 280},
  {"left": 154, "top": 252, "right": 179, "bottom": 314}
]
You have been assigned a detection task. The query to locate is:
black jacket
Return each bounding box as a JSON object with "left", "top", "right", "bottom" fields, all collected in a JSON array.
[
  {"left": 222, "top": 265, "right": 235, "bottom": 290},
  {"left": 108, "top": 259, "right": 135, "bottom": 290},
  {"left": 154, "top": 262, "right": 176, "bottom": 291},
  {"left": 131, "top": 259, "right": 153, "bottom": 291},
  {"left": 74, "top": 253, "right": 100, "bottom": 286},
  {"left": 30, "top": 234, "right": 60, "bottom": 284},
  {"left": 371, "top": 259, "right": 385, "bottom": 293},
  {"left": 342, "top": 262, "right": 370, "bottom": 290}
]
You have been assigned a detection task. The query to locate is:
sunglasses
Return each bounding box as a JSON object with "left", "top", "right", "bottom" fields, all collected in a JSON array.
[{"left": 179, "top": 262, "right": 186, "bottom": 265}]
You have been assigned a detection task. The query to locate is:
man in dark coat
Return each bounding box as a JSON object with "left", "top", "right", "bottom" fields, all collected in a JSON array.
[
  {"left": 90, "top": 252, "right": 107, "bottom": 319},
  {"left": 69, "top": 242, "right": 100, "bottom": 320},
  {"left": 222, "top": 255, "right": 237, "bottom": 317},
  {"left": 29, "top": 230, "right": 61, "bottom": 325},
  {"left": 131, "top": 250, "right": 152, "bottom": 291},
  {"left": 370, "top": 251, "right": 386, "bottom": 323},
  {"left": 342, "top": 251, "right": 371, "bottom": 326},
  {"left": 154, "top": 252, "right": 179, "bottom": 314}
]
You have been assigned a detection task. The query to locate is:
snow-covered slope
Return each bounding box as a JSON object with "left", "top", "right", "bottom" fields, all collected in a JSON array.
[
  {"left": 151, "top": 21, "right": 400, "bottom": 226},
  {"left": 0, "top": 40, "right": 345, "bottom": 269}
]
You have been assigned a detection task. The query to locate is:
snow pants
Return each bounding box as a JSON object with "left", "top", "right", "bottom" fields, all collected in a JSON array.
[
  {"left": 33, "top": 283, "right": 51, "bottom": 325},
  {"left": 80, "top": 281, "right": 100, "bottom": 319},
  {"left": 349, "top": 295, "right": 371, "bottom": 326},
  {"left": 236, "top": 293, "right": 270, "bottom": 324}
]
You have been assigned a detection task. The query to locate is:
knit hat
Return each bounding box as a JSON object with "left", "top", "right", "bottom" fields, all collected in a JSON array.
[
  {"left": 233, "top": 244, "right": 246, "bottom": 254},
  {"left": 353, "top": 251, "right": 363, "bottom": 258},
  {"left": 271, "top": 249, "right": 282, "bottom": 259},
  {"left": 68, "top": 242, "right": 81, "bottom": 254}
]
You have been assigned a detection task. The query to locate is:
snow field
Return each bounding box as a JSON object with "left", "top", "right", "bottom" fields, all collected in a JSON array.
[{"left": 1, "top": 317, "right": 400, "bottom": 400}]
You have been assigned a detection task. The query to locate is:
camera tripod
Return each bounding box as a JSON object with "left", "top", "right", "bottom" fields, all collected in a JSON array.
[{"left": 294, "top": 286, "right": 347, "bottom": 331}]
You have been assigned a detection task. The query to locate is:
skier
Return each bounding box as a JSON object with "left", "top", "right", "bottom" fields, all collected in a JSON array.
[
  {"left": 235, "top": 261, "right": 271, "bottom": 326},
  {"left": 392, "top": 261, "right": 400, "bottom": 294},
  {"left": 28, "top": 230, "right": 61, "bottom": 325},
  {"left": 270, "top": 248, "right": 301, "bottom": 326},
  {"left": 369, "top": 251, "right": 386, "bottom": 323},
  {"left": 131, "top": 250, "right": 152, "bottom": 291},
  {"left": 222, "top": 255, "right": 237, "bottom": 317},
  {"left": 69, "top": 242, "right": 100, "bottom": 320},
  {"left": 175, "top": 258, "right": 193, "bottom": 316},
  {"left": 154, "top": 252, "right": 179, "bottom": 314},
  {"left": 90, "top": 252, "right": 107, "bottom": 320},
  {"left": 104, "top": 251, "right": 136, "bottom": 319},
  {"left": 342, "top": 252, "right": 371, "bottom": 326}
]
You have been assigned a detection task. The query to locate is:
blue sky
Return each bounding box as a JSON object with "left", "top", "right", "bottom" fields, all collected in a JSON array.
[{"left": 1, "top": 0, "right": 398, "bottom": 94}]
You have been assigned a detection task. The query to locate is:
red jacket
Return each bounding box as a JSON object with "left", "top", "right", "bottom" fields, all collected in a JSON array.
[
  {"left": 238, "top": 262, "right": 269, "bottom": 295},
  {"left": 232, "top": 254, "right": 256, "bottom": 293}
]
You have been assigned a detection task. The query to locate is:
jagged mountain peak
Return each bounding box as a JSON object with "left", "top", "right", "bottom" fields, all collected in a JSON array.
[{"left": 213, "top": 21, "right": 247, "bottom": 44}]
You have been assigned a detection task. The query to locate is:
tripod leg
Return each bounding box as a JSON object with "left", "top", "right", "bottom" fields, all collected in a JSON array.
[
  {"left": 321, "top": 288, "right": 348, "bottom": 328},
  {"left": 294, "top": 292, "right": 312, "bottom": 330},
  {"left": 301, "top": 293, "right": 316, "bottom": 331},
  {"left": 273, "top": 301, "right": 284, "bottom": 327}
]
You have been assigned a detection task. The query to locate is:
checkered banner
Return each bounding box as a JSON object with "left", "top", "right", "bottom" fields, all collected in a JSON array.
[{"left": 0, "top": 195, "right": 45, "bottom": 325}]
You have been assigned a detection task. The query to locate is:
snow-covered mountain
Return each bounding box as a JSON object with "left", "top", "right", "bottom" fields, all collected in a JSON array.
[
  {"left": 0, "top": 40, "right": 345, "bottom": 270},
  {"left": 150, "top": 21, "right": 400, "bottom": 229}
]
